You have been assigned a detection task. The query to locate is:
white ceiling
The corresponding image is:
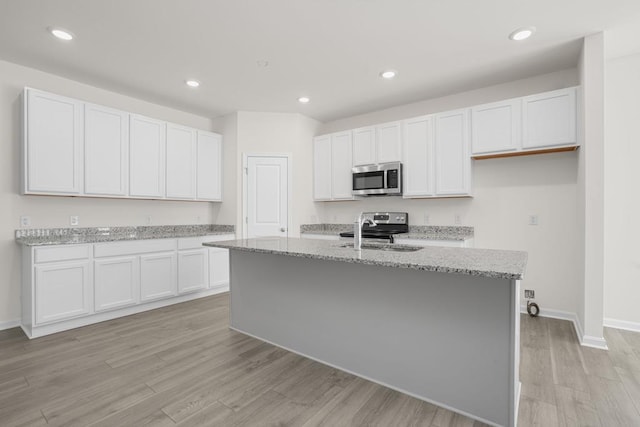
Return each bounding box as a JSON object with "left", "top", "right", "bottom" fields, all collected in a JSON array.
[{"left": 1, "top": 0, "right": 640, "bottom": 122}]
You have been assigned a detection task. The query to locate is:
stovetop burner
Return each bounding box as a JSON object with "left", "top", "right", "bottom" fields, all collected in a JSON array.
[{"left": 339, "top": 212, "right": 409, "bottom": 242}]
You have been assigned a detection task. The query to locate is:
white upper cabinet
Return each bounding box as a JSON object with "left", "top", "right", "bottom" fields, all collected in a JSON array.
[
  {"left": 24, "top": 88, "right": 83, "bottom": 195},
  {"left": 84, "top": 103, "right": 129, "bottom": 196},
  {"left": 522, "top": 87, "right": 577, "bottom": 149},
  {"left": 403, "top": 115, "right": 435, "bottom": 197},
  {"left": 435, "top": 109, "right": 471, "bottom": 196},
  {"left": 313, "top": 135, "right": 332, "bottom": 201},
  {"left": 471, "top": 99, "right": 521, "bottom": 155},
  {"left": 330, "top": 131, "right": 354, "bottom": 200},
  {"left": 196, "top": 131, "right": 222, "bottom": 201},
  {"left": 23, "top": 88, "right": 223, "bottom": 202},
  {"left": 129, "top": 115, "right": 166, "bottom": 198},
  {"left": 313, "top": 132, "right": 356, "bottom": 201},
  {"left": 166, "top": 123, "right": 197, "bottom": 199},
  {"left": 376, "top": 122, "right": 402, "bottom": 164},
  {"left": 352, "top": 127, "right": 376, "bottom": 166},
  {"left": 352, "top": 123, "right": 402, "bottom": 166}
]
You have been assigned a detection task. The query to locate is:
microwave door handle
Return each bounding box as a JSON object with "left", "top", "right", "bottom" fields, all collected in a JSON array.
[{"left": 382, "top": 170, "right": 387, "bottom": 189}]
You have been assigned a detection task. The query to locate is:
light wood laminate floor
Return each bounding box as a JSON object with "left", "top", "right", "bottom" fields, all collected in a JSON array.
[{"left": 1, "top": 293, "right": 640, "bottom": 426}]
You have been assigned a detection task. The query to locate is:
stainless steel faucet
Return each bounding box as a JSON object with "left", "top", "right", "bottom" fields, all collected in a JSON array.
[{"left": 354, "top": 213, "right": 377, "bottom": 250}]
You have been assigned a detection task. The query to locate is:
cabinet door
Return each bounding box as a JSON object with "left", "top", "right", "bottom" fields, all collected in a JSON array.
[
  {"left": 196, "top": 131, "right": 222, "bottom": 201},
  {"left": 376, "top": 122, "right": 402, "bottom": 163},
  {"left": 331, "top": 132, "right": 354, "bottom": 200},
  {"left": 313, "top": 135, "right": 332, "bottom": 200},
  {"left": 403, "top": 116, "right": 434, "bottom": 197},
  {"left": 209, "top": 248, "right": 230, "bottom": 289},
  {"left": 435, "top": 109, "right": 471, "bottom": 196},
  {"left": 522, "top": 88, "right": 577, "bottom": 149},
  {"left": 471, "top": 99, "right": 521, "bottom": 155},
  {"left": 25, "top": 89, "right": 83, "bottom": 194},
  {"left": 94, "top": 256, "right": 139, "bottom": 312},
  {"left": 140, "top": 252, "right": 177, "bottom": 302},
  {"left": 35, "top": 261, "right": 91, "bottom": 324},
  {"left": 129, "top": 115, "right": 166, "bottom": 198},
  {"left": 352, "top": 127, "right": 376, "bottom": 166},
  {"left": 84, "top": 103, "right": 129, "bottom": 196},
  {"left": 166, "top": 123, "right": 197, "bottom": 199},
  {"left": 178, "top": 249, "right": 209, "bottom": 294}
]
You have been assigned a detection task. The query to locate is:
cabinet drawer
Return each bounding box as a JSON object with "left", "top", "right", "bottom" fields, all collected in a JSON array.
[
  {"left": 34, "top": 245, "right": 90, "bottom": 263},
  {"left": 94, "top": 239, "right": 176, "bottom": 258},
  {"left": 178, "top": 234, "right": 235, "bottom": 250}
]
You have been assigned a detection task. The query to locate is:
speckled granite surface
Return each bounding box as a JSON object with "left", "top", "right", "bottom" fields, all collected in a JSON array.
[
  {"left": 204, "top": 237, "right": 526, "bottom": 280},
  {"left": 300, "top": 224, "right": 473, "bottom": 241},
  {"left": 16, "top": 224, "right": 235, "bottom": 246},
  {"left": 398, "top": 226, "right": 474, "bottom": 241},
  {"left": 299, "top": 224, "right": 352, "bottom": 235}
]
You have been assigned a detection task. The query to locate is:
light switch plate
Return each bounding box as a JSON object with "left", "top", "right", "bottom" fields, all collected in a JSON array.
[{"left": 70, "top": 216, "right": 79, "bottom": 226}]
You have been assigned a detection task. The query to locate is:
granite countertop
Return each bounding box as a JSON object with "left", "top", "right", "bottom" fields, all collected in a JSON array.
[
  {"left": 300, "top": 224, "right": 474, "bottom": 241},
  {"left": 204, "top": 237, "right": 526, "bottom": 280},
  {"left": 16, "top": 224, "right": 235, "bottom": 246}
]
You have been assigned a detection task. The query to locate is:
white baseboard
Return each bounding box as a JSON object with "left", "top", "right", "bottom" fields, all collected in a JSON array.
[
  {"left": 604, "top": 317, "right": 640, "bottom": 333},
  {"left": 520, "top": 305, "right": 608, "bottom": 350},
  {"left": 0, "top": 319, "right": 20, "bottom": 331}
]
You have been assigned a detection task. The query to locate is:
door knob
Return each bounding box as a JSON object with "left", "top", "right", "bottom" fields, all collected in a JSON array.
[{"left": 280, "top": 228, "right": 286, "bottom": 232}]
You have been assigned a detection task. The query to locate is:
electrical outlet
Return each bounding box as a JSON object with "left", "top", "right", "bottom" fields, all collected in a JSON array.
[
  {"left": 528, "top": 215, "right": 539, "bottom": 226},
  {"left": 20, "top": 216, "right": 31, "bottom": 227},
  {"left": 524, "top": 289, "right": 535, "bottom": 299},
  {"left": 146, "top": 216, "right": 152, "bottom": 225},
  {"left": 196, "top": 215, "right": 201, "bottom": 223},
  {"left": 423, "top": 213, "right": 430, "bottom": 224},
  {"left": 454, "top": 214, "right": 461, "bottom": 225},
  {"left": 70, "top": 216, "right": 79, "bottom": 226}
]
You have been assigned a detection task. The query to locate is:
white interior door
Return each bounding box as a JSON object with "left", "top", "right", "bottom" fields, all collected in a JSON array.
[{"left": 246, "top": 156, "right": 288, "bottom": 238}]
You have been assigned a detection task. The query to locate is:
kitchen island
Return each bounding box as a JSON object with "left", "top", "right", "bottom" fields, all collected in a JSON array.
[{"left": 203, "top": 237, "right": 527, "bottom": 427}]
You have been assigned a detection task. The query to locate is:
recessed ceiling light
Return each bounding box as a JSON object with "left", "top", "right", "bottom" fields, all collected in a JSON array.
[
  {"left": 380, "top": 70, "right": 397, "bottom": 79},
  {"left": 185, "top": 80, "right": 201, "bottom": 88},
  {"left": 48, "top": 27, "right": 74, "bottom": 41},
  {"left": 298, "top": 96, "right": 310, "bottom": 104},
  {"left": 509, "top": 27, "right": 536, "bottom": 41}
]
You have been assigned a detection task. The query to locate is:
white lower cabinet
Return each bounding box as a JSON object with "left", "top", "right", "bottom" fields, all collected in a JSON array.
[
  {"left": 140, "top": 252, "right": 177, "bottom": 302},
  {"left": 35, "top": 261, "right": 91, "bottom": 324},
  {"left": 22, "top": 235, "right": 233, "bottom": 338},
  {"left": 209, "top": 248, "right": 230, "bottom": 288},
  {"left": 178, "top": 249, "right": 209, "bottom": 294},
  {"left": 94, "top": 256, "right": 139, "bottom": 312}
]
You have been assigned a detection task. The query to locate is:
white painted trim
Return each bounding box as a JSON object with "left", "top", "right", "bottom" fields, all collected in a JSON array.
[
  {"left": 604, "top": 317, "right": 640, "bottom": 333},
  {"left": 242, "top": 153, "right": 293, "bottom": 239},
  {"left": 230, "top": 326, "right": 502, "bottom": 427},
  {"left": 519, "top": 305, "right": 608, "bottom": 350},
  {"left": 23, "top": 287, "right": 229, "bottom": 339},
  {"left": 0, "top": 319, "right": 20, "bottom": 331}
]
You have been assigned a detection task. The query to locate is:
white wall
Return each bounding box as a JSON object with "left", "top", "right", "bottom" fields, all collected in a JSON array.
[
  {"left": 214, "top": 111, "right": 323, "bottom": 238},
  {"left": 0, "top": 59, "right": 217, "bottom": 326},
  {"left": 318, "top": 69, "right": 582, "bottom": 317},
  {"left": 604, "top": 52, "right": 640, "bottom": 329}
]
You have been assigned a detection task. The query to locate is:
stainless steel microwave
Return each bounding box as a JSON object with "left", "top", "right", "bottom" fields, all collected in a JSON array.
[{"left": 352, "top": 162, "right": 402, "bottom": 196}]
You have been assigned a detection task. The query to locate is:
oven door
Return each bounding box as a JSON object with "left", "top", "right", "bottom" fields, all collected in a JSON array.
[{"left": 352, "top": 169, "right": 386, "bottom": 196}]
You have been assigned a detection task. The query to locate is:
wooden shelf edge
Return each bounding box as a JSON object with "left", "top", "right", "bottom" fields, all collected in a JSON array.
[{"left": 472, "top": 145, "right": 579, "bottom": 160}]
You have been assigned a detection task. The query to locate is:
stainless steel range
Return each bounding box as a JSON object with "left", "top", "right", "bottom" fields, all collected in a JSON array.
[{"left": 339, "top": 212, "right": 408, "bottom": 243}]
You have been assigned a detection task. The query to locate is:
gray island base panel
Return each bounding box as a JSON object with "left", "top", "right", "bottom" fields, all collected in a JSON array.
[{"left": 205, "top": 238, "right": 524, "bottom": 427}]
